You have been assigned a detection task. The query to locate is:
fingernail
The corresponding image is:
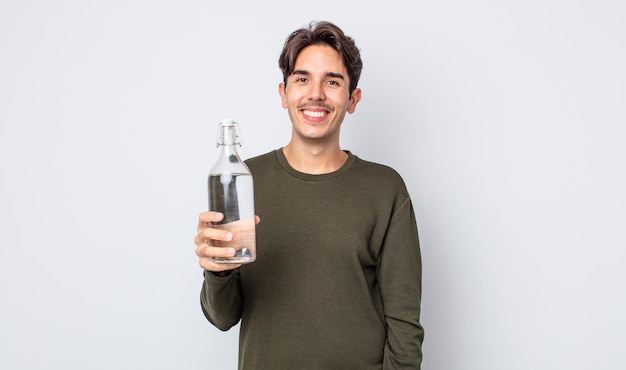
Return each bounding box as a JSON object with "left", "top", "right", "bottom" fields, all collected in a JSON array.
[
  {"left": 227, "top": 248, "right": 236, "bottom": 256},
  {"left": 225, "top": 232, "right": 233, "bottom": 240}
]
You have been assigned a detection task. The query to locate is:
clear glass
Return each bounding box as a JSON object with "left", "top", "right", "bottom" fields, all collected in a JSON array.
[{"left": 208, "top": 119, "right": 256, "bottom": 264}]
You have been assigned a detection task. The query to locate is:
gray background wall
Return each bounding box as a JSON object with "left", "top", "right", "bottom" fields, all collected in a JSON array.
[{"left": 1, "top": 1, "right": 624, "bottom": 369}]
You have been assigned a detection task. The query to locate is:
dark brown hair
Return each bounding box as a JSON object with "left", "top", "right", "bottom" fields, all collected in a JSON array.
[{"left": 278, "top": 21, "right": 363, "bottom": 96}]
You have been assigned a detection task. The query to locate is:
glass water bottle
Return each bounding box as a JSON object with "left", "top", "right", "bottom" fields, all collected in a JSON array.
[{"left": 208, "top": 119, "right": 256, "bottom": 264}]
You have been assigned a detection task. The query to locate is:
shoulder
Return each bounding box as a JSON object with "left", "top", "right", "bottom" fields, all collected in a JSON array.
[
  {"left": 346, "top": 155, "right": 410, "bottom": 199},
  {"left": 244, "top": 150, "right": 284, "bottom": 181},
  {"left": 245, "top": 150, "right": 278, "bottom": 169},
  {"left": 352, "top": 155, "right": 406, "bottom": 184}
]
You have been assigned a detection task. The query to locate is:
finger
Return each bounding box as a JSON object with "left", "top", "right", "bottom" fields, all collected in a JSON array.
[
  {"left": 197, "top": 212, "right": 225, "bottom": 232},
  {"left": 197, "top": 245, "right": 241, "bottom": 271},
  {"left": 199, "top": 258, "right": 241, "bottom": 272},
  {"left": 196, "top": 242, "right": 237, "bottom": 259},
  {"left": 199, "top": 211, "right": 224, "bottom": 223},
  {"left": 198, "top": 252, "right": 241, "bottom": 271},
  {"left": 201, "top": 228, "right": 233, "bottom": 243}
]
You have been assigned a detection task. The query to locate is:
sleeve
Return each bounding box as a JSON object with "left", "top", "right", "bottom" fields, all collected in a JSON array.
[
  {"left": 378, "top": 196, "right": 424, "bottom": 369},
  {"left": 200, "top": 268, "right": 243, "bottom": 331}
]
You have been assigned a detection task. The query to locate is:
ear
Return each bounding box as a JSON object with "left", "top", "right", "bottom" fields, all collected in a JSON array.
[
  {"left": 347, "top": 88, "right": 362, "bottom": 114},
  {"left": 278, "top": 83, "right": 288, "bottom": 109}
]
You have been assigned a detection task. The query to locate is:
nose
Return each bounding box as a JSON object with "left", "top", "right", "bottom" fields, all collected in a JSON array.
[{"left": 308, "top": 82, "right": 325, "bottom": 101}]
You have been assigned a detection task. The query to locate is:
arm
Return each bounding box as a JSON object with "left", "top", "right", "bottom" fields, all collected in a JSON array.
[
  {"left": 195, "top": 212, "right": 258, "bottom": 330},
  {"left": 378, "top": 197, "right": 424, "bottom": 369},
  {"left": 200, "top": 268, "right": 242, "bottom": 330}
]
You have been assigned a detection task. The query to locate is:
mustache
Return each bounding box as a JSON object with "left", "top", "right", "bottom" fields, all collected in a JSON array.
[{"left": 297, "top": 103, "right": 334, "bottom": 112}]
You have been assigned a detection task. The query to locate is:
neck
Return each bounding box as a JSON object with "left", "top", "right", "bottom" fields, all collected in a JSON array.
[{"left": 282, "top": 142, "right": 348, "bottom": 174}]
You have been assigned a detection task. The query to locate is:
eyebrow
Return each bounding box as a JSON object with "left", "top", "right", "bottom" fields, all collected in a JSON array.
[{"left": 292, "top": 69, "right": 345, "bottom": 80}]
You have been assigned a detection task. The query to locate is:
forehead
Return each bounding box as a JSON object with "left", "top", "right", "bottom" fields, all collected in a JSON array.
[{"left": 293, "top": 44, "right": 347, "bottom": 73}]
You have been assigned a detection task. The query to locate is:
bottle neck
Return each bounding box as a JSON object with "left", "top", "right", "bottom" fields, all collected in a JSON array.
[
  {"left": 217, "top": 124, "right": 241, "bottom": 146},
  {"left": 212, "top": 121, "right": 249, "bottom": 175}
]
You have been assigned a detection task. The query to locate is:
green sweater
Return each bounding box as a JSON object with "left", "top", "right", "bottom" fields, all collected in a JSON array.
[{"left": 201, "top": 149, "right": 423, "bottom": 369}]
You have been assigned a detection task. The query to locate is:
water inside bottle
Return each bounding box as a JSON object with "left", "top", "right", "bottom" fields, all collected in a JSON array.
[{"left": 208, "top": 173, "right": 256, "bottom": 263}]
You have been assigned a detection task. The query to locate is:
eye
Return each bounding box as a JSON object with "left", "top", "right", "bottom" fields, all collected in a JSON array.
[
  {"left": 326, "top": 80, "right": 341, "bottom": 86},
  {"left": 295, "top": 77, "right": 308, "bottom": 83}
]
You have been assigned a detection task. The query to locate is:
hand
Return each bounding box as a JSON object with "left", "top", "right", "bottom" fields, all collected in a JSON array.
[{"left": 194, "top": 211, "right": 260, "bottom": 273}]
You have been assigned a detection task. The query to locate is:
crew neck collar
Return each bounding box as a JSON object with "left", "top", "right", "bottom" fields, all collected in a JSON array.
[{"left": 275, "top": 148, "right": 356, "bottom": 181}]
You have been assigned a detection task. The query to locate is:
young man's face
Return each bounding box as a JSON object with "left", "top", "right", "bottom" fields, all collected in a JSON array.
[{"left": 279, "top": 44, "right": 361, "bottom": 145}]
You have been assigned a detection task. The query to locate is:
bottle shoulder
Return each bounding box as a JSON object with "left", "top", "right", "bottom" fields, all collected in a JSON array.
[{"left": 210, "top": 147, "right": 251, "bottom": 175}]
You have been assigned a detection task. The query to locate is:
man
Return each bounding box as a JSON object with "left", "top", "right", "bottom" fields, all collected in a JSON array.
[{"left": 195, "top": 21, "right": 424, "bottom": 369}]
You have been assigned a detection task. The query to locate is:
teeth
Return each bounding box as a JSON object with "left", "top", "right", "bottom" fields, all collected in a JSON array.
[{"left": 303, "top": 110, "right": 326, "bottom": 118}]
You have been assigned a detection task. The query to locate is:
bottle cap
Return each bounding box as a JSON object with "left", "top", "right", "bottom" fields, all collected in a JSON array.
[{"left": 216, "top": 119, "right": 242, "bottom": 146}]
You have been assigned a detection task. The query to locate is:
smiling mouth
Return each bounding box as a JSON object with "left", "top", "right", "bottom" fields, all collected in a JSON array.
[{"left": 303, "top": 110, "right": 327, "bottom": 118}]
